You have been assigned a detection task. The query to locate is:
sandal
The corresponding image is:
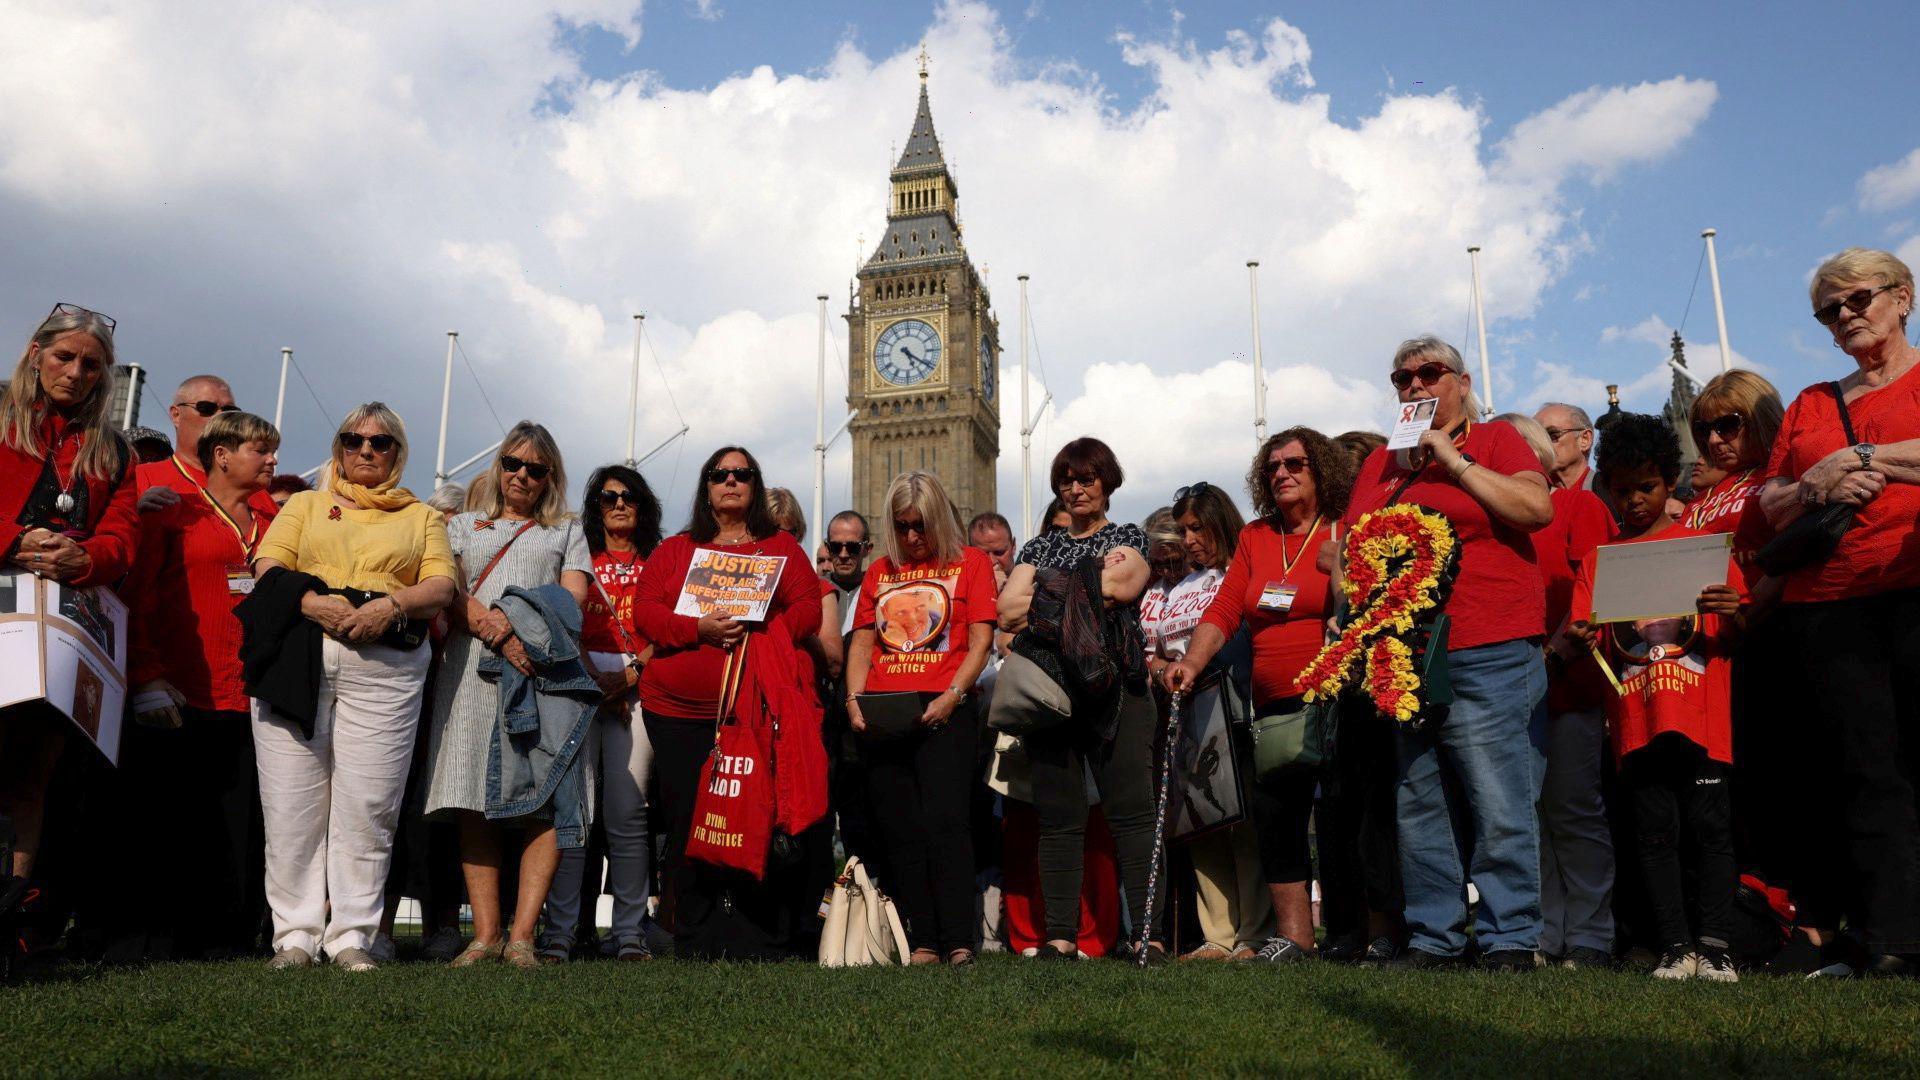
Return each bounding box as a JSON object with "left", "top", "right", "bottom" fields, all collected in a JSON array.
[
  {"left": 503, "top": 940, "right": 541, "bottom": 970},
  {"left": 909, "top": 947, "right": 941, "bottom": 966},
  {"left": 1180, "top": 942, "right": 1233, "bottom": 962},
  {"left": 449, "top": 939, "right": 504, "bottom": 968},
  {"left": 946, "top": 948, "right": 976, "bottom": 967}
]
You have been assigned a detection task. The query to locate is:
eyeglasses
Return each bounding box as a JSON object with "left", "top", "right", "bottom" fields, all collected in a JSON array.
[
  {"left": 1813, "top": 284, "right": 1896, "bottom": 326},
  {"left": 1173, "top": 481, "right": 1214, "bottom": 502},
  {"left": 500, "top": 455, "right": 551, "bottom": 481},
  {"left": 1265, "top": 456, "right": 1311, "bottom": 476},
  {"left": 1691, "top": 413, "right": 1744, "bottom": 445},
  {"left": 1057, "top": 474, "right": 1100, "bottom": 492},
  {"left": 824, "top": 540, "right": 868, "bottom": 557},
  {"left": 1542, "top": 426, "right": 1589, "bottom": 443},
  {"left": 596, "top": 488, "right": 637, "bottom": 507},
  {"left": 1390, "top": 361, "right": 1456, "bottom": 391},
  {"left": 337, "top": 432, "right": 398, "bottom": 454},
  {"left": 48, "top": 302, "right": 115, "bottom": 331},
  {"left": 707, "top": 467, "right": 758, "bottom": 485},
  {"left": 893, "top": 519, "right": 927, "bottom": 536},
  {"left": 174, "top": 399, "right": 240, "bottom": 418}
]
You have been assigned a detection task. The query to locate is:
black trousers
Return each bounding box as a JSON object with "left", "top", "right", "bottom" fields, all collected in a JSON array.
[
  {"left": 1315, "top": 700, "right": 1405, "bottom": 937},
  {"left": 1730, "top": 614, "right": 1805, "bottom": 894},
  {"left": 1623, "top": 736, "right": 1734, "bottom": 949},
  {"left": 861, "top": 697, "right": 979, "bottom": 953},
  {"left": 1026, "top": 689, "right": 1159, "bottom": 944},
  {"left": 1780, "top": 588, "right": 1920, "bottom": 953}
]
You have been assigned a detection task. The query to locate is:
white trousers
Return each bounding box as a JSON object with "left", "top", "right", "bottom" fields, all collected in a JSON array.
[{"left": 252, "top": 637, "right": 429, "bottom": 957}]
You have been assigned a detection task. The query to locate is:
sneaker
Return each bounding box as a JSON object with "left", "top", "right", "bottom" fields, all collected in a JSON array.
[
  {"left": 330, "top": 946, "right": 379, "bottom": 972},
  {"left": 1111, "top": 941, "right": 1170, "bottom": 966},
  {"left": 1319, "top": 935, "right": 1364, "bottom": 964},
  {"left": 1253, "top": 936, "right": 1309, "bottom": 964},
  {"left": 615, "top": 938, "right": 654, "bottom": 962},
  {"left": 369, "top": 933, "right": 397, "bottom": 963},
  {"left": 266, "top": 947, "right": 314, "bottom": 971},
  {"left": 1694, "top": 942, "right": 1739, "bottom": 982},
  {"left": 1479, "top": 949, "right": 1539, "bottom": 973},
  {"left": 536, "top": 935, "right": 573, "bottom": 965},
  {"left": 1388, "top": 947, "right": 1462, "bottom": 971},
  {"left": 1030, "top": 943, "right": 1074, "bottom": 961},
  {"left": 1652, "top": 945, "right": 1697, "bottom": 980},
  {"left": 1359, "top": 936, "right": 1401, "bottom": 968},
  {"left": 421, "top": 927, "right": 465, "bottom": 964},
  {"left": 1560, "top": 946, "right": 1613, "bottom": 970}
]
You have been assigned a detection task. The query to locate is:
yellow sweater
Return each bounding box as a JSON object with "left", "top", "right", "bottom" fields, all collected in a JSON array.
[{"left": 255, "top": 490, "right": 457, "bottom": 592}]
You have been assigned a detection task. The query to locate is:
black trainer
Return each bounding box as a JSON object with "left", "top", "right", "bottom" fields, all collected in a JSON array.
[
  {"left": 1388, "top": 947, "right": 1462, "bottom": 971},
  {"left": 1479, "top": 949, "right": 1538, "bottom": 972},
  {"left": 1560, "top": 946, "right": 1613, "bottom": 970}
]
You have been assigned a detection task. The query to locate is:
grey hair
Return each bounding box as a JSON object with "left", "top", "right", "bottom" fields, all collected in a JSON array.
[
  {"left": 2, "top": 307, "right": 124, "bottom": 479},
  {"left": 1391, "top": 335, "right": 1485, "bottom": 419},
  {"left": 426, "top": 483, "right": 467, "bottom": 514},
  {"left": 1539, "top": 402, "right": 1592, "bottom": 429}
]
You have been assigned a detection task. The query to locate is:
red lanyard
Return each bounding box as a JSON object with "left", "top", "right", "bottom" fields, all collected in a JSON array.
[{"left": 173, "top": 457, "right": 261, "bottom": 559}]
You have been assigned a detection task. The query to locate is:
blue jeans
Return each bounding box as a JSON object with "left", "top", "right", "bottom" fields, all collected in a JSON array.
[{"left": 1394, "top": 637, "right": 1547, "bottom": 957}]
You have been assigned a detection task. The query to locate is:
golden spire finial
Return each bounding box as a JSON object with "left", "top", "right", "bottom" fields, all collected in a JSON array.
[{"left": 918, "top": 43, "right": 929, "bottom": 80}]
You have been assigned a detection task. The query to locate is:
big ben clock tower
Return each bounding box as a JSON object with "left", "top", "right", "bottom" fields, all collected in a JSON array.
[{"left": 847, "top": 55, "right": 1000, "bottom": 528}]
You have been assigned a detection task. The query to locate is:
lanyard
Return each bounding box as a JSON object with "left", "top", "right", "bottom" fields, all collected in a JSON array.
[
  {"left": 1278, "top": 515, "right": 1322, "bottom": 581},
  {"left": 174, "top": 456, "right": 261, "bottom": 559}
]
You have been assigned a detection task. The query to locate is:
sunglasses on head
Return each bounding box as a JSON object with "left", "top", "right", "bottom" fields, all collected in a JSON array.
[
  {"left": 1390, "top": 361, "right": 1456, "bottom": 391},
  {"left": 337, "top": 432, "right": 398, "bottom": 454},
  {"left": 1266, "top": 455, "right": 1312, "bottom": 476},
  {"left": 707, "top": 466, "right": 758, "bottom": 485},
  {"left": 597, "top": 488, "right": 638, "bottom": 507},
  {"left": 175, "top": 399, "right": 240, "bottom": 418},
  {"left": 1813, "top": 284, "right": 1896, "bottom": 327},
  {"left": 500, "top": 455, "right": 551, "bottom": 481},
  {"left": 1691, "top": 413, "right": 1744, "bottom": 444},
  {"left": 825, "top": 540, "right": 868, "bottom": 557},
  {"left": 49, "top": 302, "right": 115, "bottom": 330},
  {"left": 1173, "top": 481, "right": 1214, "bottom": 502}
]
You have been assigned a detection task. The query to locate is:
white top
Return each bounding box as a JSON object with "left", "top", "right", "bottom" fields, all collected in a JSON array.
[{"left": 1141, "top": 567, "right": 1224, "bottom": 662}]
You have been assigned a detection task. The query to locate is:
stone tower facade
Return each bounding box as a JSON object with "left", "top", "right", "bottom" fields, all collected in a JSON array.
[{"left": 846, "top": 61, "right": 1000, "bottom": 530}]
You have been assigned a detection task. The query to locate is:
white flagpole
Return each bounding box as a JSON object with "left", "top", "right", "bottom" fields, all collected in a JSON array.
[
  {"left": 1468, "top": 246, "right": 1493, "bottom": 417},
  {"left": 1019, "top": 274, "right": 1033, "bottom": 542},
  {"left": 1247, "top": 260, "right": 1267, "bottom": 443},
  {"left": 1702, "top": 228, "right": 1732, "bottom": 373},
  {"left": 273, "top": 347, "right": 291, "bottom": 433},
  {"left": 626, "top": 315, "right": 644, "bottom": 467},
  {"left": 433, "top": 331, "right": 456, "bottom": 486},
  {"left": 813, "top": 293, "right": 829, "bottom": 545}
]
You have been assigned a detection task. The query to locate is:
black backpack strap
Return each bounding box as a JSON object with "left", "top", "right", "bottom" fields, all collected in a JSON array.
[{"left": 1827, "top": 382, "right": 1857, "bottom": 446}]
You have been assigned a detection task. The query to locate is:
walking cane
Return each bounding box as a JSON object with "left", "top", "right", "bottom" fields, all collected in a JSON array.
[{"left": 1135, "top": 690, "right": 1185, "bottom": 967}]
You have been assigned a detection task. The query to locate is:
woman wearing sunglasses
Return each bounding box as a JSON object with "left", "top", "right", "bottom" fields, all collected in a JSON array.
[
  {"left": 631, "top": 445, "right": 822, "bottom": 958},
  {"left": 422, "top": 421, "right": 592, "bottom": 969},
  {"left": 1758, "top": 247, "right": 1920, "bottom": 975},
  {"left": 250, "top": 402, "right": 456, "bottom": 970},
  {"left": 538, "top": 464, "right": 665, "bottom": 963},
  {"left": 1340, "top": 336, "right": 1554, "bottom": 970},
  {"left": 0, "top": 303, "right": 139, "bottom": 902}
]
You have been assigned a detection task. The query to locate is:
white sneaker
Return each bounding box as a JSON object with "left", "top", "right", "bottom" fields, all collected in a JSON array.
[
  {"left": 331, "top": 946, "right": 379, "bottom": 972},
  {"left": 266, "top": 947, "right": 314, "bottom": 970},
  {"left": 1694, "top": 946, "right": 1739, "bottom": 983},
  {"left": 421, "top": 926, "right": 465, "bottom": 963},
  {"left": 1651, "top": 946, "right": 1697, "bottom": 980},
  {"left": 369, "top": 933, "right": 397, "bottom": 963}
]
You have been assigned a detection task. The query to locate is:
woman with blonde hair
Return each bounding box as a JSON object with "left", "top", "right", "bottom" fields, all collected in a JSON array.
[
  {"left": 845, "top": 471, "right": 998, "bottom": 964},
  {"left": 0, "top": 303, "right": 138, "bottom": 888},
  {"left": 424, "top": 420, "right": 593, "bottom": 969},
  {"left": 249, "top": 401, "right": 456, "bottom": 970}
]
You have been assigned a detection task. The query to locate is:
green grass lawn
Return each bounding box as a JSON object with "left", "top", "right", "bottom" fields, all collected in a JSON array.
[{"left": 4, "top": 954, "right": 1918, "bottom": 1077}]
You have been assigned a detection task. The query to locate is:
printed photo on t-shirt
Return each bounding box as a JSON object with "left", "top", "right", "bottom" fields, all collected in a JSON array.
[{"left": 876, "top": 576, "right": 953, "bottom": 655}]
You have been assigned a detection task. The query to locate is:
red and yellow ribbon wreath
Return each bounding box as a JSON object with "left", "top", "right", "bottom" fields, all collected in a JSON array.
[{"left": 1299, "top": 505, "right": 1458, "bottom": 724}]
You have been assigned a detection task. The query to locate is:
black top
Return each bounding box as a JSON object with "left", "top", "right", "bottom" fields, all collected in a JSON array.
[{"left": 1016, "top": 521, "right": 1149, "bottom": 630}]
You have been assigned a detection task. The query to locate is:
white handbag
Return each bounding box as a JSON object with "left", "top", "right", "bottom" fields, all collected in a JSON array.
[{"left": 817, "top": 856, "right": 910, "bottom": 967}]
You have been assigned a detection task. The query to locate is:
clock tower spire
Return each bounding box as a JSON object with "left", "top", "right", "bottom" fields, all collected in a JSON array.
[{"left": 846, "top": 58, "right": 1000, "bottom": 529}]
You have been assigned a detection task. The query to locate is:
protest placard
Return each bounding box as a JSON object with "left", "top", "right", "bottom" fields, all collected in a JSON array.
[
  {"left": 1589, "top": 531, "right": 1734, "bottom": 624},
  {"left": 1386, "top": 398, "right": 1439, "bottom": 451},
  {"left": 672, "top": 549, "right": 789, "bottom": 622}
]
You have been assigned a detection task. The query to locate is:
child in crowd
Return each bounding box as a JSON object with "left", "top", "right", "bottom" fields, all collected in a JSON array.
[{"left": 1569, "top": 414, "right": 1745, "bottom": 982}]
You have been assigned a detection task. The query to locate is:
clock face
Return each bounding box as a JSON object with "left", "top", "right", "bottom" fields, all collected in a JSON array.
[
  {"left": 874, "top": 319, "right": 941, "bottom": 387},
  {"left": 979, "top": 334, "right": 995, "bottom": 400}
]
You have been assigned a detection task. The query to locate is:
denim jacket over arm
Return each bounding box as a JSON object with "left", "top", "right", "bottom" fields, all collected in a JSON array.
[{"left": 477, "top": 583, "right": 598, "bottom": 848}]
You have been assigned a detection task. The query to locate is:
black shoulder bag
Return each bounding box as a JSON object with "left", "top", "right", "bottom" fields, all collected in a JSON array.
[{"left": 1756, "top": 383, "right": 1858, "bottom": 577}]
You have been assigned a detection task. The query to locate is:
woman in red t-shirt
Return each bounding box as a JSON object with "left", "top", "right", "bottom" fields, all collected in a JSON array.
[
  {"left": 1340, "top": 336, "right": 1554, "bottom": 968},
  {"left": 1756, "top": 247, "right": 1920, "bottom": 971},
  {"left": 540, "top": 464, "right": 663, "bottom": 963},
  {"left": 845, "top": 471, "right": 997, "bottom": 965}
]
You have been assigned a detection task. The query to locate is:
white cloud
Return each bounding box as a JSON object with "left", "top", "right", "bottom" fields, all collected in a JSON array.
[
  {"left": 0, "top": 1, "right": 1716, "bottom": 527},
  {"left": 1897, "top": 234, "right": 1920, "bottom": 269},
  {"left": 1599, "top": 314, "right": 1672, "bottom": 346},
  {"left": 1859, "top": 147, "right": 1920, "bottom": 212}
]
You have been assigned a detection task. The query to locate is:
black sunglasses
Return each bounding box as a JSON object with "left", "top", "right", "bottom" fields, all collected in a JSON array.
[
  {"left": 1813, "top": 284, "right": 1896, "bottom": 326},
  {"left": 1265, "top": 455, "right": 1312, "bottom": 476},
  {"left": 1691, "top": 413, "right": 1744, "bottom": 444},
  {"left": 49, "top": 302, "right": 115, "bottom": 331},
  {"left": 1173, "top": 481, "right": 1214, "bottom": 502},
  {"left": 175, "top": 399, "right": 240, "bottom": 418},
  {"left": 707, "top": 466, "right": 758, "bottom": 485},
  {"left": 597, "top": 488, "right": 639, "bottom": 507},
  {"left": 1390, "top": 361, "right": 1456, "bottom": 390},
  {"left": 824, "top": 540, "right": 868, "bottom": 557},
  {"left": 893, "top": 518, "right": 927, "bottom": 535},
  {"left": 337, "top": 432, "right": 399, "bottom": 454},
  {"left": 500, "top": 455, "right": 551, "bottom": 481}
]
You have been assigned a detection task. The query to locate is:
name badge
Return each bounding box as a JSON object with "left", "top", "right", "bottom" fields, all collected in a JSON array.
[
  {"left": 227, "top": 565, "right": 256, "bottom": 596},
  {"left": 1257, "top": 582, "right": 1297, "bottom": 612}
]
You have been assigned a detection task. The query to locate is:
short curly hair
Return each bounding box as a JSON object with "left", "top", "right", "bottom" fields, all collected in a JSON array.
[
  {"left": 1246, "top": 426, "right": 1352, "bottom": 521},
  {"left": 1595, "top": 412, "right": 1682, "bottom": 486}
]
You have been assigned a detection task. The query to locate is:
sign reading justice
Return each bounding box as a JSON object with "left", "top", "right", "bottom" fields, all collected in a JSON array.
[{"left": 673, "top": 548, "right": 789, "bottom": 622}]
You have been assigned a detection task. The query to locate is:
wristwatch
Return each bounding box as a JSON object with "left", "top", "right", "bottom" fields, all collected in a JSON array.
[
  {"left": 1854, "top": 443, "right": 1877, "bottom": 471},
  {"left": 948, "top": 685, "right": 970, "bottom": 704}
]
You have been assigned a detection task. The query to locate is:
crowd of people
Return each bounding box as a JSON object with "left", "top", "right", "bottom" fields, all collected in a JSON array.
[{"left": 2, "top": 246, "right": 1917, "bottom": 981}]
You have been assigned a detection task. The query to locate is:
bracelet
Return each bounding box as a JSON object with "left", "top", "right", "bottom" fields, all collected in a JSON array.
[{"left": 1452, "top": 460, "right": 1476, "bottom": 480}]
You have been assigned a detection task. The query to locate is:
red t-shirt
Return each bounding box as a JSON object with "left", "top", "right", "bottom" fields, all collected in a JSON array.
[
  {"left": 1766, "top": 369, "right": 1920, "bottom": 602},
  {"left": 136, "top": 455, "right": 282, "bottom": 521},
  {"left": 580, "top": 549, "right": 646, "bottom": 655},
  {"left": 1200, "top": 519, "right": 1334, "bottom": 706},
  {"left": 1343, "top": 421, "right": 1550, "bottom": 650},
  {"left": 1571, "top": 524, "right": 1744, "bottom": 764},
  {"left": 1684, "top": 467, "right": 1772, "bottom": 574},
  {"left": 1534, "top": 486, "right": 1616, "bottom": 714},
  {"left": 632, "top": 531, "right": 822, "bottom": 720},
  {"left": 126, "top": 490, "right": 276, "bottom": 712},
  {"left": 853, "top": 546, "right": 998, "bottom": 694}
]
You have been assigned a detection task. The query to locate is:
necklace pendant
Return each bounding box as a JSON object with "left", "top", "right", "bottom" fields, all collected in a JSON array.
[{"left": 54, "top": 492, "right": 76, "bottom": 515}]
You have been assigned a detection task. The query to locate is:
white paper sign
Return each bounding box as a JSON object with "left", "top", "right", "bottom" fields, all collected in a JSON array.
[
  {"left": 1589, "top": 532, "right": 1734, "bottom": 625},
  {"left": 672, "top": 548, "right": 788, "bottom": 622},
  {"left": 0, "top": 573, "right": 128, "bottom": 764},
  {"left": 1386, "top": 398, "right": 1439, "bottom": 451}
]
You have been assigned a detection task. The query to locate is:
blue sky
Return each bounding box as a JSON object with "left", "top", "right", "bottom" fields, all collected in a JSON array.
[{"left": 3, "top": 1, "right": 1915, "bottom": 527}]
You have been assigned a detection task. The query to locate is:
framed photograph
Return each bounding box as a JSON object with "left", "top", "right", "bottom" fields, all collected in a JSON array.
[
  {"left": 0, "top": 573, "right": 128, "bottom": 765},
  {"left": 1170, "top": 680, "right": 1248, "bottom": 843}
]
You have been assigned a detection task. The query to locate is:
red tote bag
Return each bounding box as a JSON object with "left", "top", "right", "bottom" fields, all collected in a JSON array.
[{"left": 684, "top": 643, "right": 776, "bottom": 879}]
